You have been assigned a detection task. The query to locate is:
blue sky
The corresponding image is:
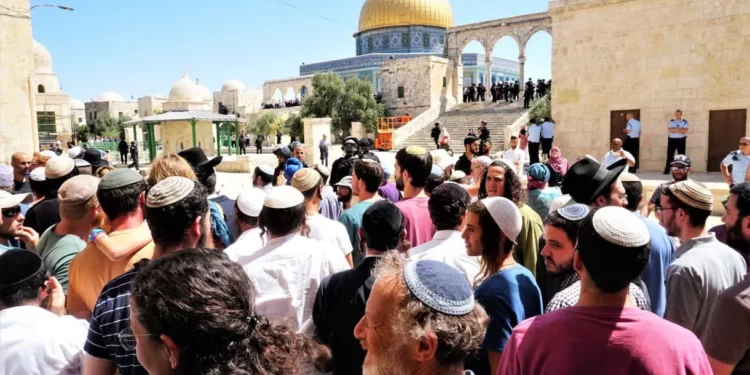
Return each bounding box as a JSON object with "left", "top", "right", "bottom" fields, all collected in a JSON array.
[{"left": 31, "top": 0, "right": 552, "bottom": 101}]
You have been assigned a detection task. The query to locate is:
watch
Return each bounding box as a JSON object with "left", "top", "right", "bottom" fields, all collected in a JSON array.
[{"left": 88, "top": 228, "right": 105, "bottom": 243}]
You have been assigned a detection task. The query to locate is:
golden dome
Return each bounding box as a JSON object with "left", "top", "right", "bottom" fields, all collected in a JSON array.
[{"left": 358, "top": 0, "right": 454, "bottom": 33}]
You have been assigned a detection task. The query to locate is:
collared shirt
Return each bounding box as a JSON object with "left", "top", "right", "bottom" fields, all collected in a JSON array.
[
  {"left": 243, "top": 234, "right": 351, "bottom": 332},
  {"left": 626, "top": 118, "right": 642, "bottom": 138},
  {"left": 668, "top": 119, "right": 689, "bottom": 139},
  {"left": 224, "top": 227, "right": 266, "bottom": 264},
  {"left": 319, "top": 185, "right": 343, "bottom": 221},
  {"left": 409, "top": 230, "right": 481, "bottom": 286},
  {"left": 603, "top": 149, "right": 635, "bottom": 168},
  {"left": 722, "top": 150, "right": 750, "bottom": 185},
  {"left": 636, "top": 215, "right": 675, "bottom": 318},
  {"left": 261, "top": 184, "right": 274, "bottom": 194},
  {"left": 502, "top": 147, "right": 527, "bottom": 174},
  {"left": 665, "top": 234, "right": 746, "bottom": 341},
  {"left": 306, "top": 214, "right": 353, "bottom": 258},
  {"left": 0, "top": 305, "right": 88, "bottom": 375},
  {"left": 546, "top": 276, "right": 650, "bottom": 313},
  {"left": 541, "top": 121, "right": 555, "bottom": 139},
  {"left": 527, "top": 124, "right": 542, "bottom": 143}
]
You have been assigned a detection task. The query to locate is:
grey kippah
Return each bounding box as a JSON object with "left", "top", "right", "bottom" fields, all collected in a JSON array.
[
  {"left": 403, "top": 260, "right": 475, "bottom": 316},
  {"left": 147, "top": 176, "right": 195, "bottom": 208},
  {"left": 99, "top": 169, "right": 143, "bottom": 190},
  {"left": 592, "top": 206, "right": 650, "bottom": 247},
  {"left": 558, "top": 204, "right": 589, "bottom": 221}
]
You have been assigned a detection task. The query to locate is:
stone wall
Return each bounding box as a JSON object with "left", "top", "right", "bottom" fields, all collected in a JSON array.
[
  {"left": 160, "top": 120, "right": 215, "bottom": 156},
  {"left": 380, "top": 56, "right": 454, "bottom": 118},
  {"left": 0, "top": 0, "right": 37, "bottom": 160},
  {"left": 85, "top": 101, "right": 139, "bottom": 123},
  {"left": 303, "top": 118, "right": 332, "bottom": 167},
  {"left": 550, "top": 0, "right": 750, "bottom": 172},
  {"left": 138, "top": 96, "right": 167, "bottom": 117},
  {"left": 35, "top": 92, "right": 72, "bottom": 139}
]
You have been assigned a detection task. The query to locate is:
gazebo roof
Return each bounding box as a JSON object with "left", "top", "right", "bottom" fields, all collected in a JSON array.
[{"left": 124, "top": 110, "right": 245, "bottom": 124}]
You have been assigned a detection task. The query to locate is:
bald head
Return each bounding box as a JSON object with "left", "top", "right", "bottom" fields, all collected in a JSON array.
[
  {"left": 612, "top": 138, "right": 623, "bottom": 151},
  {"left": 10, "top": 152, "right": 31, "bottom": 177},
  {"left": 293, "top": 144, "right": 306, "bottom": 162}
]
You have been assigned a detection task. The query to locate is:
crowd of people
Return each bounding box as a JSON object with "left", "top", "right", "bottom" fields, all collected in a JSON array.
[
  {"left": 262, "top": 98, "right": 301, "bottom": 109},
  {"left": 2, "top": 119, "right": 750, "bottom": 375},
  {"left": 462, "top": 78, "right": 551, "bottom": 110}
]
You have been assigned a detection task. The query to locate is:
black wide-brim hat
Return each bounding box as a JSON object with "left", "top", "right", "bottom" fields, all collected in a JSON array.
[
  {"left": 83, "top": 149, "right": 109, "bottom": 170},
  {"left": 178, "top": 147, "right": 222, "bottom": 172},
  {"left": 562, "top": 158, "right": 627, "bottom": 204}
]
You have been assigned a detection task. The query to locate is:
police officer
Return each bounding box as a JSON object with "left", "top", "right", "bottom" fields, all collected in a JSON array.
[
  {"left": 623, "top": 112, "right": 641, "bottom": 173},
  {"left": 330, "top": 136, "right": 359, "bottom": 186},
  {"left": 721, "top": 137, "right": 750, "bottom": 187},
  {"left": 358, "top": 138, "right": 380, "bottom": 163},
  {"left": 664, "top": 109, "right": 689, "bottom": 174}
]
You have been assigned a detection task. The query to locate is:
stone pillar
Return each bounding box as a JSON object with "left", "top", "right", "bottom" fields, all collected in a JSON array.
[
  {"left": 455, "top": 62, "right": 464, "bottom": 102},
  {"left": 351, "top": 122, "right": 366, "bottom": 139},
  {"left": 304, "top": 118, "right": 332, "bottom": 168},
  {"left": 519, "top": 56, "right": 526, "bottom": 91},
  {"left": 485, "top": 58, "right": 493, "bottom": 86}
]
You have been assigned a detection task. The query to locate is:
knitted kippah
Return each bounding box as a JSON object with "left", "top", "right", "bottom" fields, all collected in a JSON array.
[
  {"left": 429, "top": 164, "right": 443, "bottom": 179},
  {"left": 291, "top": 168, "right": 321, "bottom": 192},
  {"left": 403, "top": 260, "right": 474, "bottom": 316},
  {"left": 99, "top": 169, "right": 143, "bottom": 190},
  {"left": 667, "top": 180, "right": 714, "bottom": 212},
  {"left": 482, "top": 197, "right": 522, "bottom": 243},
  {"left": 406, "top": 146, "right": 427, "bottom": 155},
  {"left": 257, "top": 164, "right": 275, "bottom": 176},
  {"left": 473, "top": 156, "right": 492, "bottom": 167},
  {"left": 558, "top": 204, "right": 589, "bottom": 221},
  {"left": 147, "top": 176, "right": 195, "bottom": 208},
  {"left": 592, "top": 206, "right": 650, "bottom": 247},
  {"left": 0, "top": 165, "right": 12, "bottom": 188},
  {"left": 45, "top": 156, "right": 75, "bottom": 179}
]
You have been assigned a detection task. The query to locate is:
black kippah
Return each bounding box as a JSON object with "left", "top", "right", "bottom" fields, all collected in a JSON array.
[{"left": 0, "top": 250, "right": 44, "bottom": 286}]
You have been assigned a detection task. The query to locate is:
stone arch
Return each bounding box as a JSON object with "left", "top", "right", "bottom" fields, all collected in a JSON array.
[
  {"left": 272, "top": 88, "right": 283, "bottom": 102},
  {"left": 37, "top": 84, "right": 45, "bottom": 94},
  {"left": 486, "top": 34, "right": 522, "bottom": 58},
  {"left": 519, "top": 27, "right": 552, "bottom": 55},
  {"left": 298, "top": 85, "right": 309, "bottom": 100},
  {"left": 457, "top": 36, "right": 491, "bottom": 58},
  {"left": 284, "top": 87, "right": 296, "bottom": 101}
]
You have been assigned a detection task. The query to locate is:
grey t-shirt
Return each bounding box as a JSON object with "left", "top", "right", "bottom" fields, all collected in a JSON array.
[
  {"left": 703, "top": 275, "right": 750, "bottom": 374},
  {"left": 665, "top": 235, "right": 746, "bottom": 341},
  {"left": 36, "top": 225, "right": 86, "bottom": 294}
]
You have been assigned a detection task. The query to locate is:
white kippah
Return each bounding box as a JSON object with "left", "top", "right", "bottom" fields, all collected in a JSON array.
[
  {"left": 592, "top": 206, "right": 650, "bottom": 247},
  {"left": 264, "top": 185, "right": 304, "bottom": 209},
  {"left": 147, "top": 176, "right": 195, "bottom": 208},
  {"left": 481, "top": 197, "right": 522, "bottom": 243}
]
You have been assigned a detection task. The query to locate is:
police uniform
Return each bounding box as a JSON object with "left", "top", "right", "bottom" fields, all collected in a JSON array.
[
  {"left": 665, "top": 114, "right": 688, "bottom": 173},
  {"left": 624, "top": 117, "right": 641, "bottom": 173},
  {"left": 722, "top": 150, "right": 750, "bottom": 187},
  {"left": 330, "top": 137, "right": 359, "bottom": 186}
]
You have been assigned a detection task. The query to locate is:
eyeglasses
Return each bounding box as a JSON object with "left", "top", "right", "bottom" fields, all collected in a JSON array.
[
  {"left": 655, "top": 206, "right": 677, "bottom": 214},
  {"left": 118, "top": 327, "right": 154, "bottom": 351},
  {"left": 1, "top": 206, "right": 21, "bottom": 218}
]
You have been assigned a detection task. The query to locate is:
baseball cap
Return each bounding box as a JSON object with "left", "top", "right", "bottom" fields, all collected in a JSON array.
[
  {"left": 58, "top": 175, "right": 99, "bottom": 207},
  {"left": 671, "top": 155, "right": 691, "bottom": 167},
  {"left": 0, "top": 191, "right": 31, "bottom": 209}
]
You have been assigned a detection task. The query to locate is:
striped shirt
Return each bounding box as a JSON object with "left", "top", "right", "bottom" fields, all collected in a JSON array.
[{"left": 84, "top": 261, "right": 148, "bottom": 375}]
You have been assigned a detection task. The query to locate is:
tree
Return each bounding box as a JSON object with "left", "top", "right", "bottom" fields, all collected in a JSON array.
[
  {"left": 284, "top": 114, "right": 304, "bottom": 141},
  {"left": 251, "top": 112, "right": 282, "bottom": 137},
  {"left": 529, "top": 94, "right": 551, "bottom": 121},
  {"left": 300, "top": 73, "right": 345, "bottom": 119},
  {"left": 77, "top": 114, "right": 130, "bottom": 141}
]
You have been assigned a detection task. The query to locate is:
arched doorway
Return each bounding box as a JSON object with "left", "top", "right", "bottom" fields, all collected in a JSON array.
[
  {"left": 38, "top": 84, "right": 45, "bottom": 94},
  {"left": 524, "top": 29, "right": 553, "bottom": 85},
  {"left": 489, "top": 35, "right": 521, "bottom": 85},
  {"left": 299, "top": 85, "right": 309, "bottom": 100},
  {"left": 460, "top": 40, "right": 487, "bottom": 87}
]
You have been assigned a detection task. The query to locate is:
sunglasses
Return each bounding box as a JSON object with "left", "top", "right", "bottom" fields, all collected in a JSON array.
[{"left": 1, "top": 206, "right": 21, "bottom": 218}]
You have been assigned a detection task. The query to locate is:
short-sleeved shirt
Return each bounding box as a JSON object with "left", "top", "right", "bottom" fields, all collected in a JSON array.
[
  {"left": 36, "top": 225, "right": 86, "bottom": 294},
  {"left": 546, "top": 279, "right": 650, "bottom": 313},
  {"left": 24, "top": 197, "right": 60, "bottom": 237},
  {"left": 603, "top": 150, "right": 635, "bottom": 168},
  {"left": 541, "top": 122, "right": 555, "bottom": 139},
  {"left": 516, "top": 204, "right": 544, "bottom": 277},
  {"left": 85, "top": 265, "right": 147, "bottom": 375},
  {"left": 340, "top": 200, "right": 376, "bottom": 266},
  {"left": 649, "top": 182, "right": 670, "bottom": 207},
  {"left": 703, "top": 275, "right": 750, "bottom": 373},
  {"left": 320, "top": 186, "right": 343, "bottom": 221},
  {"left": 527, "top": 125, "right": 542, "bottom": 143},
  {"left": 306, "top": 214, "right": 353, "bottom": 258},
  {"left": 723, "top": 151, "right": 750, "bottom": 185},
  {"left": 498, "top": 307, "right": 713, "bottom": 375},
  {"left": 12, "top": 178, "right": 30, "bottom": 194},
  {"left": 454, "top": 154, "right": 472, "bottom": 175},
  {"left": 527, "top": 187, "right": 562, "bottom": 218},
  {"left": 626, "top": 118, "right": 642, "bottom": 138},
  {"left": 638, "top": 215, "right": 675, "bottom": 317},
  {"left": 669, "top": 119, "right": 689, "bottom": 139},
  {"left": 395, "top": 196, "right": 436, "bottom": 249}
]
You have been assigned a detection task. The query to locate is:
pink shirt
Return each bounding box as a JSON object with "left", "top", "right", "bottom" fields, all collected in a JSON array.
[
  {"left": 395, "top": 196, "right": 436, "bottom": 248},
  {"left": 498, "top": 307, "right": 711, "bottom": 375}
]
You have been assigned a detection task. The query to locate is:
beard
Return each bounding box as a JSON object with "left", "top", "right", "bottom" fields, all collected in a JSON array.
[
  {"left": 337, "top": 192, "right": 352, "bottom": 203},
  {"left": 395, "top": 175, "right": 405, "bottom": 192},
  {"left": 362, "top": 341, "right": 413, "bottom": 375},
  {"left": 544, "top": 256, "right": 574, "bottom": 276}
]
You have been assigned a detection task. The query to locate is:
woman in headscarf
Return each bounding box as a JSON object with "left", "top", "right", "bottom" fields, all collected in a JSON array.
[
  {"left": 438, "top": 126, "right": 452, "bottom": 156},
  {"left": 526, "top": 163, "right": 562, "bottom": 218},
  {"left": 545, "top": 146, "right": 569, "bottom": 187}
]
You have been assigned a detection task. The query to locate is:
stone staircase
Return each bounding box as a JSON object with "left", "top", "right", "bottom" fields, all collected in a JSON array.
[{"left": 396, "top": 100, "right": 528, "bottom": 152}]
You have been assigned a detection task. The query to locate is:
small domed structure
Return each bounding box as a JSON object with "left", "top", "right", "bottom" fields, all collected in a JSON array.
[
  {"left": 94, "top": 91, "right": 125, "bottom": 102},
  {"left": 221, "top": 79, "right": 246, "bottom": 92},
  {"left": 195, "top": 79, "right": 212, "bottom": 102},
  {"left": 169, "top": 73, "right": 203, "bottom": 102},
  {"left": 32, "top": 40, "right": 53, "bottom": 74},
  {"left": 69, "top": 98, "right": 85, "bottom": 109}
]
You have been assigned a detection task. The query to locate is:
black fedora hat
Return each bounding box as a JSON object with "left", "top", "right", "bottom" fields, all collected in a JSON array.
[
  {"left": 562, "top": 158, "right": 627, "bottom": 205},
  {"left": 83, "top": 148, "right": 109, "bottom": 170},
  {"left": 178, "top": 147, "right": 222, "bottom": 173}
]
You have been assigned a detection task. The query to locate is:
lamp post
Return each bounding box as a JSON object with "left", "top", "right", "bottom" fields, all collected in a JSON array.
[{"left": 30, "top": 4, "right": 74, "bottom": 11}]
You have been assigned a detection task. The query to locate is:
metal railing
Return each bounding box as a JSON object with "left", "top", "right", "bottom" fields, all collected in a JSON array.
[{"left": 81, "top": 140, "right": 161, "bottom": 164}]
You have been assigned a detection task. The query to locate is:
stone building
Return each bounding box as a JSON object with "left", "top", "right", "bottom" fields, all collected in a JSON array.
[
  {"left": 85, "top": 92, "right": 139, "bottom": 124},
  {"left": 31, "top": 39, "right": 79, "bottom": 146},
  {"left": 138, "top": 95, "right": 168, "bottom": 117},
  {"left": 69, "top": 98, "right": 86, "bottom": 129},
  {"left": 549, "top": 0, "right": 750, "bottom": 172},
  {"left": 213, "top": 79, "right": 263, "bottom": 116},
  {"left": 379, "top": 56, "right": 454, "bottom": 117}
]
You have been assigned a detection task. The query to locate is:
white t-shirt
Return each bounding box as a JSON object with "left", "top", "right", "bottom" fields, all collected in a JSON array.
[
  {"left": 502, "top": 147, "right": 527, "bottom": 169},
  {"left": 409, "top": 230, "right": 481, "bottom": 286},
  {"left": 243, "top": 234, "right": 351, "bottom": 332},
  {"left": 603, "top": 150, "right": 635, "bottom": 168},
  {"left": 224, "top": 227, "right": 266, "bottom": 265},
  {"left": 0, "top": 305, "right": 88, "bottom": 375},
  {"left": 305, "top": 214, "right": 353, "bottom": 257}
]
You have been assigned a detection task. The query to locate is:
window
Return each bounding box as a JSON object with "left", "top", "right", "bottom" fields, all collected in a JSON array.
[
  {"left": 36, "top": 111, "right": 56, "bottom": 145},
  {"left": 397, "top": 86, "right": 404, "bottom": 99},
  {"left": 118, "top": 112, "right": 123, "bottom": 118},
  {"left": 78, "top": 117, "right": 82, "bottom": 123},
  {"left": 94, "top": 111, "right": 98, "bottom": 120},
  {"left": 37, "top": 84, "right": 45, "bottom": 94},
  {"left": 443, "top": 77, "right": 447, "bottom": 88},
  {"left": 134, "top": 110, "right": 138, "bottom": 114}
]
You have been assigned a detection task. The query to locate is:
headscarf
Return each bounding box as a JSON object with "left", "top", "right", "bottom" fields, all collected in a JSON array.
[
  {"left": 547, "top": 147, "right": 569, "bottom": 174},
  {"left": 527, "top": 163, "right": 550, "bottom": 191}
]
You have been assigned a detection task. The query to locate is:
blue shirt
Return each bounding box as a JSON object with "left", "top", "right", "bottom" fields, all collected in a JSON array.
[
  {"left": 541, "top": 122, "right": 555, "bottom": 139},
  {"left": 668, "top": 119, "right": 688, "bottom": 139},
  {"left": 638, "top": 216, "right": 675, "bottom": 317},
  {"left": 339, "top": 201, "right": 375, "bottom": 266},
  {"left": 627, "top": 119, "right": 642, "bottom": 138},
  {"left": 527, "top": 124, "right": 542, "bottom": 143}
]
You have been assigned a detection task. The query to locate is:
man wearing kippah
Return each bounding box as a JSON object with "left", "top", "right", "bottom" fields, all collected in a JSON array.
[
  {"left": 498, "top": 207, "right": 712, "bottom": 375},
  {"left": 658, "top": 180, "right": 745, "bottom": 341},
  {"left": 253, "top": 165, "right": 275, "bottom": 194},
  {"left": 704, "top": 182, "right": 750, "bottom": 374},
  {"left": 84, "top": 177, "right": 210, "bottom": 375},
  {"left": 24, "top": 156, "right": 79, "bottom": 236},
  {"left": 0, "top": 250, "right": 88, "bottom": 374},
  {"left": 353, "top": 254, "right": 489, "bottom": 375},
  {"left": 243, "top": 186, "right": 350, "bottom": 332},
  {"left": 36, "top": 175, "right": 100, "bottom": 294},
  {"left": 394, "top": 146, "right": 436, "bottom": 248}
]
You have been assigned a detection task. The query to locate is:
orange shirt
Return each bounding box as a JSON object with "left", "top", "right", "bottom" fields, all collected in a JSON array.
[{"left": 66, "top": 223, "right": 154, "bottom": 320}]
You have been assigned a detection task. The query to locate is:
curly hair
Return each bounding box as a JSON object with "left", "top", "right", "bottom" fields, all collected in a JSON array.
[
  {"left": 372, "top": 252, "right": 488, "bottom": 370},
  {"left": 131, "top": 248, "right": 328, "bottom": 375},
  {"left": 478, "top": 160, "right": 524, "bottom": 204}
]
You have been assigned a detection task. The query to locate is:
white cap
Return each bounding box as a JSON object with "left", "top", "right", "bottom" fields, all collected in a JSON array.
[
  {"left": 236, "top": 188, "right": 266, "bottom": 217},
  {"left": 0, "top": 191, "right": 30, "bottom": 209},
  {"left": 29, "top": 167, "right": 46, "bottom": 182},
  {"left": 592, "top": 206, "right": 650, "bottom": 247},
  {"left": 264, "top": 185, "right": 304, "bottom": 209},
  {"left": 481, "top": 197, "right": 522, "bottom": 243},
  {"left": 67, "top": 146, "right": 82, "bottom": 159},
  {"left": 40, "top": 150, "right": 57, "bottom": 158},
  {"left": 256, "top": 164, "right": 275, "bottom": 176}
]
